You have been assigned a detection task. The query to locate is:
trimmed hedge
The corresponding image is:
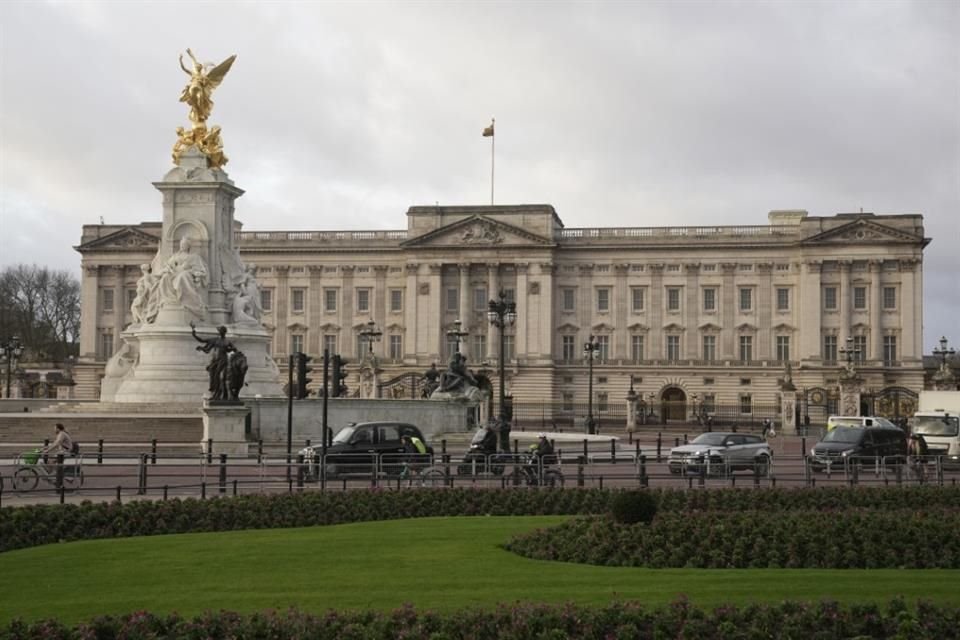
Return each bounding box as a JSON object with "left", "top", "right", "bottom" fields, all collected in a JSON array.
[
  {"left": 4, "top": 598, "right": 959, "bottom": 640},
  {"left": 4, "top": 486, "right": 960, "bottom": 554},
  {"left": 505, "top": 509, "right": 960, "bottom": 569}
]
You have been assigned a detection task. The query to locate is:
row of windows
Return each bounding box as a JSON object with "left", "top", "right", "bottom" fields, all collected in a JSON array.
[
  {"left": 559, "top": 334, "right": 794, "bottom": 363},
  {"left": 823, "top": 285, "right": 897, "bottom": 311},
  {"left": 557, "top": 392, "right": 759, "bottom": 415},
  {"left": 267, "top": 287, "right": 516, "bottom": 316},
  {"left": 823, "top": 335, "right": 898, "bottom": 364},
  {"left": 283, "top": 332, "right": 516, "bottom": 363}
]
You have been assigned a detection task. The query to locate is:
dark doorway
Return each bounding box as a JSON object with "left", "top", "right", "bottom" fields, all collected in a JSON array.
[{"left": 662, "top": 387, "right": 687, "bottom": 421}]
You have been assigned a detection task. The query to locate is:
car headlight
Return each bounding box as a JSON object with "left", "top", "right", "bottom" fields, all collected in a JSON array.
[
  {"left": 840, "top": 450, "right": 849, "bottom": 457},
  {"left": 810, "top": 448, "right": 816, "bottom": 457}
]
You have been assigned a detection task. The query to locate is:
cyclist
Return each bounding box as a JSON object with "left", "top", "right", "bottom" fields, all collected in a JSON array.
[
  {"left": 399, "top": 433, "right": 428, "bottom": 480},
  {"left": 40, "top": 423, "right": 75, "bottom": 488},
  {"left": 522, "top": 433, "right": 555, "bottom": 483}
]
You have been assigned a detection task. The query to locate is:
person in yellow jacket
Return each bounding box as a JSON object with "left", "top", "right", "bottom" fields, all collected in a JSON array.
[{"left": 400, "top": 434, "right": 428, "bottom": 480}]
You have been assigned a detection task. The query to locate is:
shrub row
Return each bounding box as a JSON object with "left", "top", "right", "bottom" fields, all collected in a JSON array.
[
  {"left": 4, "top": 599, "right": 959, "bottom": 640},
  {"left": 4, "top": 486, "right": 960, "bottom": 554},
  {"left": 505, "top": 509, "right": 960, "bottom": 569}
]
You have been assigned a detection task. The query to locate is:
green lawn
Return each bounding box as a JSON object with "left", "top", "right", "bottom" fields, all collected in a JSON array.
[{"left": 1, "top": 516, "right": 958, "bottom": 624}]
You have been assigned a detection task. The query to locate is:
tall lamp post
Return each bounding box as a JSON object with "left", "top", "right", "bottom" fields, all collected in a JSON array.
[
  {"left": 839, "top": 337, "right": 861, "bottom": 373},
  {"left": 933, "top": 336, "right": 956, "bottom": 370},
  {"left": 583, "top": 335, "right": 600, "bottom": 434},
  {"left": 358, "top": 319, "right": 382, "bottom": 356},
  {"left": 487, "top": 291, "right": 516, "bottom": 452},
  {"left": 1, "top": 336, "right": 24, "bottom": 399},
  {"left": 446, "top": 319, "right": 468, "bottom": 355}
]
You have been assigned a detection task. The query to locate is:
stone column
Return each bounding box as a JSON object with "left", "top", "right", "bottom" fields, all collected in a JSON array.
[
  {"left": 614, "top": 263, "right": 629, "bottom": 359},
  {"left": 684, "top": 263, "right": 700, "bottom": 359},
  {"left": 111, "top": 266, "right": 126, "bottom": 355},
  {"left": 427, "top": 264, "right": 442, "bottom": 359},
  {"left": 404, "top": 263, "right": 420, "bottom": 361},
  {"left": 274, "top": 266, "right": 290, "bottom": 356},
  {"left": 900, "top": 258, "right": 920, "bottom": 360},
  {"left": 374, "top": 265, "right": 389, "bottom": 359},
  {"left": 648, "top": 264, "right": 664, "bottom": 358},
  {"left": 515, "top": 263, "right": 529, "bottom": 359},
  {"left": 757, "top": 263, "right": 773, "bottom": 360},
  {"left": 457, "top": 264, "right": 470, "bottom": 359},
  {"left": 537, "top": 262, "right": 556, "bottom": 361},
  {"left": 79, "top": 265, "right": 100, "bottom": 359},
  {"left": 340, "top": 265, "right": 355, "bottom": 358},
  {"left": 799, "top": 260, "right": 822, "bottom": 361},
  {"left": 486, "top": 264, "right": 500, "bottom": 361},
  {"left": 869, "top": 260, "right": 881, "bottom": 362},
  {"left": 308, "top": 266, "right": 323, "bottom": 354},
  {"left": 839, "top": 260, "right": 851, "bottom": 343},
  {"left": 720, "top": 263, "right": 736, "bottom": 359}
]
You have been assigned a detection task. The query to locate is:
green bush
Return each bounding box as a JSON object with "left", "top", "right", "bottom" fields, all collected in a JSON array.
[
  {"left": 4, "top": 599, "right": 958, "bottom": 639},
  {"left": 610, "top": 490, "right": 658, "bottom": 524}
]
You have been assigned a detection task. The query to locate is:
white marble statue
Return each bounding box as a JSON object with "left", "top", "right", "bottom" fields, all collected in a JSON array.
[
  {"left": 230, "top": 265, "right": 262, "bottom": 324},
  {"left": 131, "top": 264, "right": 160, "bottom": 325},
  {"left": 156, "top": 237, "right": 208, "bottom": 318}
]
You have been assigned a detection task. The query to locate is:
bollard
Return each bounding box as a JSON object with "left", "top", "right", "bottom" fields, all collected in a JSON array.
[
  {"left": 151, "top": 439, "right": 158, "bottom": 465},
  {"left": 233, "top": 479, "right": 238, "bottom": 496},
  {"left": 257, "top": 440, "right": 264, "bottom": 464},
  {"left": 219, "top": 453, "right": 228, "bottom": 494},
  {"left": 116, "top": 486, "right": 122, "bottom": 503},
  {"left": 628, "top": 431, "right": 633, "bottom": 444},
  {"left": 296, "top": 454, "right": 304, "bottom": 489},
  {"left": 206, "top": 439, "right": 213, "bottom": 464},
  {"left": 163, "top": 485, "right": 168, "bottom": 501},
  {"left": 656, "top": 433, "right": 662, "bottom": 462},
  {"left": 513, "top": 439, "right": 519, "bottom": 455},
  {"left": 610, "top": 439, "right": 617, "bottom": 465},
  {"left": 97, "top": 439, "right": 104, "bottom": 464},
  {"left": 639, "top": 455, "right": 647, "bottom": 487},
  {"left": 801, "top": 437, "right": 806, "bottom": 458},
  {"left": 674, "top": 437, "right": 680, "bottom": 448},
  {"left": 137, "top": 453, "right": 148, "bottom": 495},
  {"left": 582, "top": 439, "right": 589, "bottom": 463},
  {"left": 683, "top": 433, "right": 688, "bottom": 444},
  {"left": 202, "top": 482, "right": 207, "bottom": 499},
  {"left": 55, "top": 453, "right": 65, "bottom": 489},
  {"left": 599, "top": 476, "right": 604, "bottom": 490},
  {"left": 698, "top": 458, "right": 706, "bottom": 487},
  {"left": 577, "top": 456, "right": 585, "bottom": 487},
  {"left": 59, "top": 484, "right": 65, "bottom": 504},
  {"left": 43, "top": 439, "right": 50, "bottom": 465}
]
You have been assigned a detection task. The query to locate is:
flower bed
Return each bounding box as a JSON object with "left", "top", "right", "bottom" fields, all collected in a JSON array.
[
  {"left": 3, "top": 486, "right": 960, "bottom": 554},
  {"left": 4, "top": 598, "right": 958, "bottom": 640},
  {"left": 505, "top": 509, "right": 960, "bottom": 569}
]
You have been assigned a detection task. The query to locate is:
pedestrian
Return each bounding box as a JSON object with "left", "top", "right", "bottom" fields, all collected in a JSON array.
[{"left": 761, "top": 418, "right": 774, "bottom": 439}]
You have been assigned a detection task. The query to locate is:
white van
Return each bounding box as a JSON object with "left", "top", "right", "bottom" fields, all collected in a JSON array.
[{"left": 826, "top": 416, "right": 899, "bottom": 431}]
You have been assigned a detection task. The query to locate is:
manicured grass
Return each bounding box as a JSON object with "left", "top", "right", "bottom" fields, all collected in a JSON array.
[{"left": 1, "top": 516, "right": 958, "bottom": 624}]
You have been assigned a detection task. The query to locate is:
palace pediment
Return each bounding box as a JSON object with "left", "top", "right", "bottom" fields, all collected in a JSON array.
[
  {"left": 400, "top": 215, "right": 553, "bottom": 248},
  {"left": 803, "top": 218, "right": 925, "bottom": 245},
  {"left": 75, "top": 227, "right": 160, "bottom": 252}
]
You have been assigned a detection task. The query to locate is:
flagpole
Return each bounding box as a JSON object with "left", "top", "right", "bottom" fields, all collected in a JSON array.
[{"left": 490, "top": 118, "right": 495, "bottom": 205}]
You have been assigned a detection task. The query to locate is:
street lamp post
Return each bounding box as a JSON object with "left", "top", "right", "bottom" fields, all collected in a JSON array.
[
  {"left": 583, "top": 335, "right": 600, "bottom": 435},
  {"left": 446, "top": 319, "right": 469, "bottom": 355},
  {"left": 487, "top": 291, "right": 516, "bottom": 452},
  {"left": 1, "top": 336, "right": 24, "bottom": 399},
  {"left": 839, "top": 337, "right": 861, "bottom": 373},
  {"left": 358, "top": 319, "right": 382, "bottom": 356},
  {"left": 933, "top": 336, "right": 956, "bottom": 369}
]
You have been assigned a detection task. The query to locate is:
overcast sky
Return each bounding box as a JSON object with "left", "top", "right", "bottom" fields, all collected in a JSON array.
[{"left": 1, "top": 0, "right": 957, "bottom": 352}]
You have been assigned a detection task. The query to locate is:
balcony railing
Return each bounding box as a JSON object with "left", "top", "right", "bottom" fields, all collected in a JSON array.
[
  {"left": 557, "top": 225, "right": 801, "bottom": 243},
  {"left": 235, "top": 230, "right": 408, "bottom": 245}
]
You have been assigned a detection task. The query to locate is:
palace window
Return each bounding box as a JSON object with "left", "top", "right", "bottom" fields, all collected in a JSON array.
[
  {"left": 561, "top": 288, "right": 576, "bottom": 312},
  {"left": 562, "top": 392, "right": 574, "bottom": 412},
  {"left": 631, "top": 335, "right": 645, "bottom": 363},
  {"left": 596, "top": 335, "right": 610, "bottom": 362},
  {"left": 739, "top": 335, "right": 753, "bottom": 361},
  {"left": 324, "top": 288, "right": 337, "bottom": 312},
  {"left": 702, "top": 335, "right": 716, "bottom": 361},
  {"left": 100, "top": 332, "right": 114, "bottom": 359},
  {"left": 702, "top": 287, "right": 716, "bottom": 312},
  {"left": 776, "top": 335, "right": 790, "bottom": 362},
  {"left": 504, "top": 335, "right": 515, "bottom": 361},
  {"left": 824, "top": 286, "right": 837, "bottom": 310},
  {"left": 356, "top": 288, "right": 371, "bottom": 314},
  {"left": 666, "top": 335, "right": 681, "bottom": 361},
  {"left": 776, "top": 288, "right": 790, "bottom": 311},
  {"left": 739, "top": 394, "right": 753, "bottom": 414},
  {"left": 445, "top": 288, "right": 459, "bottom": 313},
  {"left": 389, "top": 335, "right": 403, "bottom": 360},
  {"left": 853, "top": 335, "right": 867, "bottom": 362},
  {"left": 323, "top": 334, "right": 338, "bottom": 355},
  {"left": 389, "top": 289, "right": 403, "bottom": 313},
  {"left": 883, "top": 335, "right": 897, "bottom": 365},
  {"left": 291, "top": 288, "right": 305, "bottom": 314},
  {"left": 562, "top": 335, "right": 576, "bottom": 362},
  {"left": 261, "top": 288, "right": 273, "bottom": 312},
  {"left": 823, "top": 335, "right": 837, "bottom": 362},
  {"left": 101, "top": 289, "right": 114, "bottom": 314},
  {"left": 472, "top": 334, "right": 486, "bottom": 359},
  {"left": 474, "top": 287, "right": 487, "bottom": 311},
  {"left": 853, "top": 287, "right": 867, "bottom": 310},
  {"left": 596, "top": 287, "right": 611, "bottom": 312},
  {"left": 883, "top": 286, "right": 897, "bottom": 310},
  {"left": 739, "top": 287, "right": 753, "bottom": 312},
  {"left": 290, "top": 334, "right": 304, "bottom": 354},
  {"left": 666, "top": 287, "right": 681, "bottom": 311},
  {"left": 631, "top": 287, "right": 645, "bottom": 312}
]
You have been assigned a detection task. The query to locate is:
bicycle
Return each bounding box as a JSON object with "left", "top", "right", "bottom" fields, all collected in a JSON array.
[
  {"left": 12, "top": 449, "right": 84, "bottom": 493},
  {"left": 503, "top": 453, "right": 564, "bottom": 487},
  {"left": 398, "top": 457, "right": 446, "bottom": 487}
]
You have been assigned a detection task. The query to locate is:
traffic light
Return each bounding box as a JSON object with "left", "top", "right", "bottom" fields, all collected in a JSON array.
[
  {"left": 332, "top": 354, "right": 349, "bottom": 397},
  {"left": 296, "top": 352, "right": 313, "bottom": 399}
]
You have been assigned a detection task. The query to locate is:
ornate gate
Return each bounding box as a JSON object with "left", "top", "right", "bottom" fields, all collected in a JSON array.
[{"left": 864, "top": 386, "right": 918, "bottom": 423}]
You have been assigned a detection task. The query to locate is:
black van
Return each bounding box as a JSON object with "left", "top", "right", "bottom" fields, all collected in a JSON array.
[{"left": 809, "top": 425, "right": 907, "bottom": 471}]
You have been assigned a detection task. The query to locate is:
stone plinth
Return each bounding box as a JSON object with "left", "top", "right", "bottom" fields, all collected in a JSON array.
[
  {"left": 839, "top": 375, "right": 862, "bottom": 417},
  {"left": 202, "top": 401, "right": 249, "bottom": 455},
  {"left": 780, "top": 390, "right": 797, "bottom": 434}
]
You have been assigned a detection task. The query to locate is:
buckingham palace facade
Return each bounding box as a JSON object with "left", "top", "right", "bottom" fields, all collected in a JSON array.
[{"left": 74, "top": 205, "right": 928, "bottom": 423}]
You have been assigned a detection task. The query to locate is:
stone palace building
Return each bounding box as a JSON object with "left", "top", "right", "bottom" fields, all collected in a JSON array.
[{"left": 74, "top": 205, "right": 928, "bottom": 424}]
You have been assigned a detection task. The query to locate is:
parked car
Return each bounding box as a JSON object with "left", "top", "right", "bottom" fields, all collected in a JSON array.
[
  {"left": 809, "top": 424, "right": 907, "bottom": 471},
  {"left": 300, "top": 422, "right": 433, "bottom": 478},
  {"left": 668, "top": 432, "right": 773, "bottom": 477}
]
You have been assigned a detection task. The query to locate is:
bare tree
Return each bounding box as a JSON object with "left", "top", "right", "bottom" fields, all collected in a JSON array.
[{"left": 0, "top": 265, "right": 81, "bottom": 361}]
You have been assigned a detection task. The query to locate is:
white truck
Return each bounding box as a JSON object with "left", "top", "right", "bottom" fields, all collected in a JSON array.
[{"left": 911, "top": 391, "right": 960, "bottom": 462}]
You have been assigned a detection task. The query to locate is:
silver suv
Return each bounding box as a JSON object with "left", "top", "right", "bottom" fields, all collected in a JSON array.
[{"left": 669, "top": 432, "right": 773, "bottom": 477}]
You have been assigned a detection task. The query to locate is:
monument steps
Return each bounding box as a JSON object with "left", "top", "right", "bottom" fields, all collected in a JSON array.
[
  {"left": 38, "top": 402, "right": 202, "bottom": 415},
  {"left": 0, "top": 413, "right": 202, "bottom": 447}
]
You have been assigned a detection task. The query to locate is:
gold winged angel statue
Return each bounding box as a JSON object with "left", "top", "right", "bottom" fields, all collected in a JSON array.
[{"left": 179, "top": 48, "right": 236, "bottom": 128}]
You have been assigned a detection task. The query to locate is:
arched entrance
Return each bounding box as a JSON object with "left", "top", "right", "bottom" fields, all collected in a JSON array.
[{"left": 661, "top": 387, "right": 687, "bottom": 422}]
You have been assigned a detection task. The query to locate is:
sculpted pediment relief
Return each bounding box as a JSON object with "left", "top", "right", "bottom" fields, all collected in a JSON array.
[
  {"left": 557, "top": 322, "right": 580, "bottom": 333},
  {"left": 591, "top": 322, "right": 616, "bottom": 333},
  {"left": 698, "top": 322, "right": 722, "bottom": 332},
  {"left": 627, "top": 322, "right": 650, "bottom": 332},
  {"left": 401, "top": 215, "right": 552, "bottom": 248},
  {"left": 75, "top": 227, "right": 160, "bottom": 252},
  {"left": 662, "top": 322, "right": 686, "bottom": 332},
  {"left": 804, "top": 218, "right": 923, "bottom": 245},
  {"left": 736, "top": 322, "right": 758, "bottom": 332}
]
